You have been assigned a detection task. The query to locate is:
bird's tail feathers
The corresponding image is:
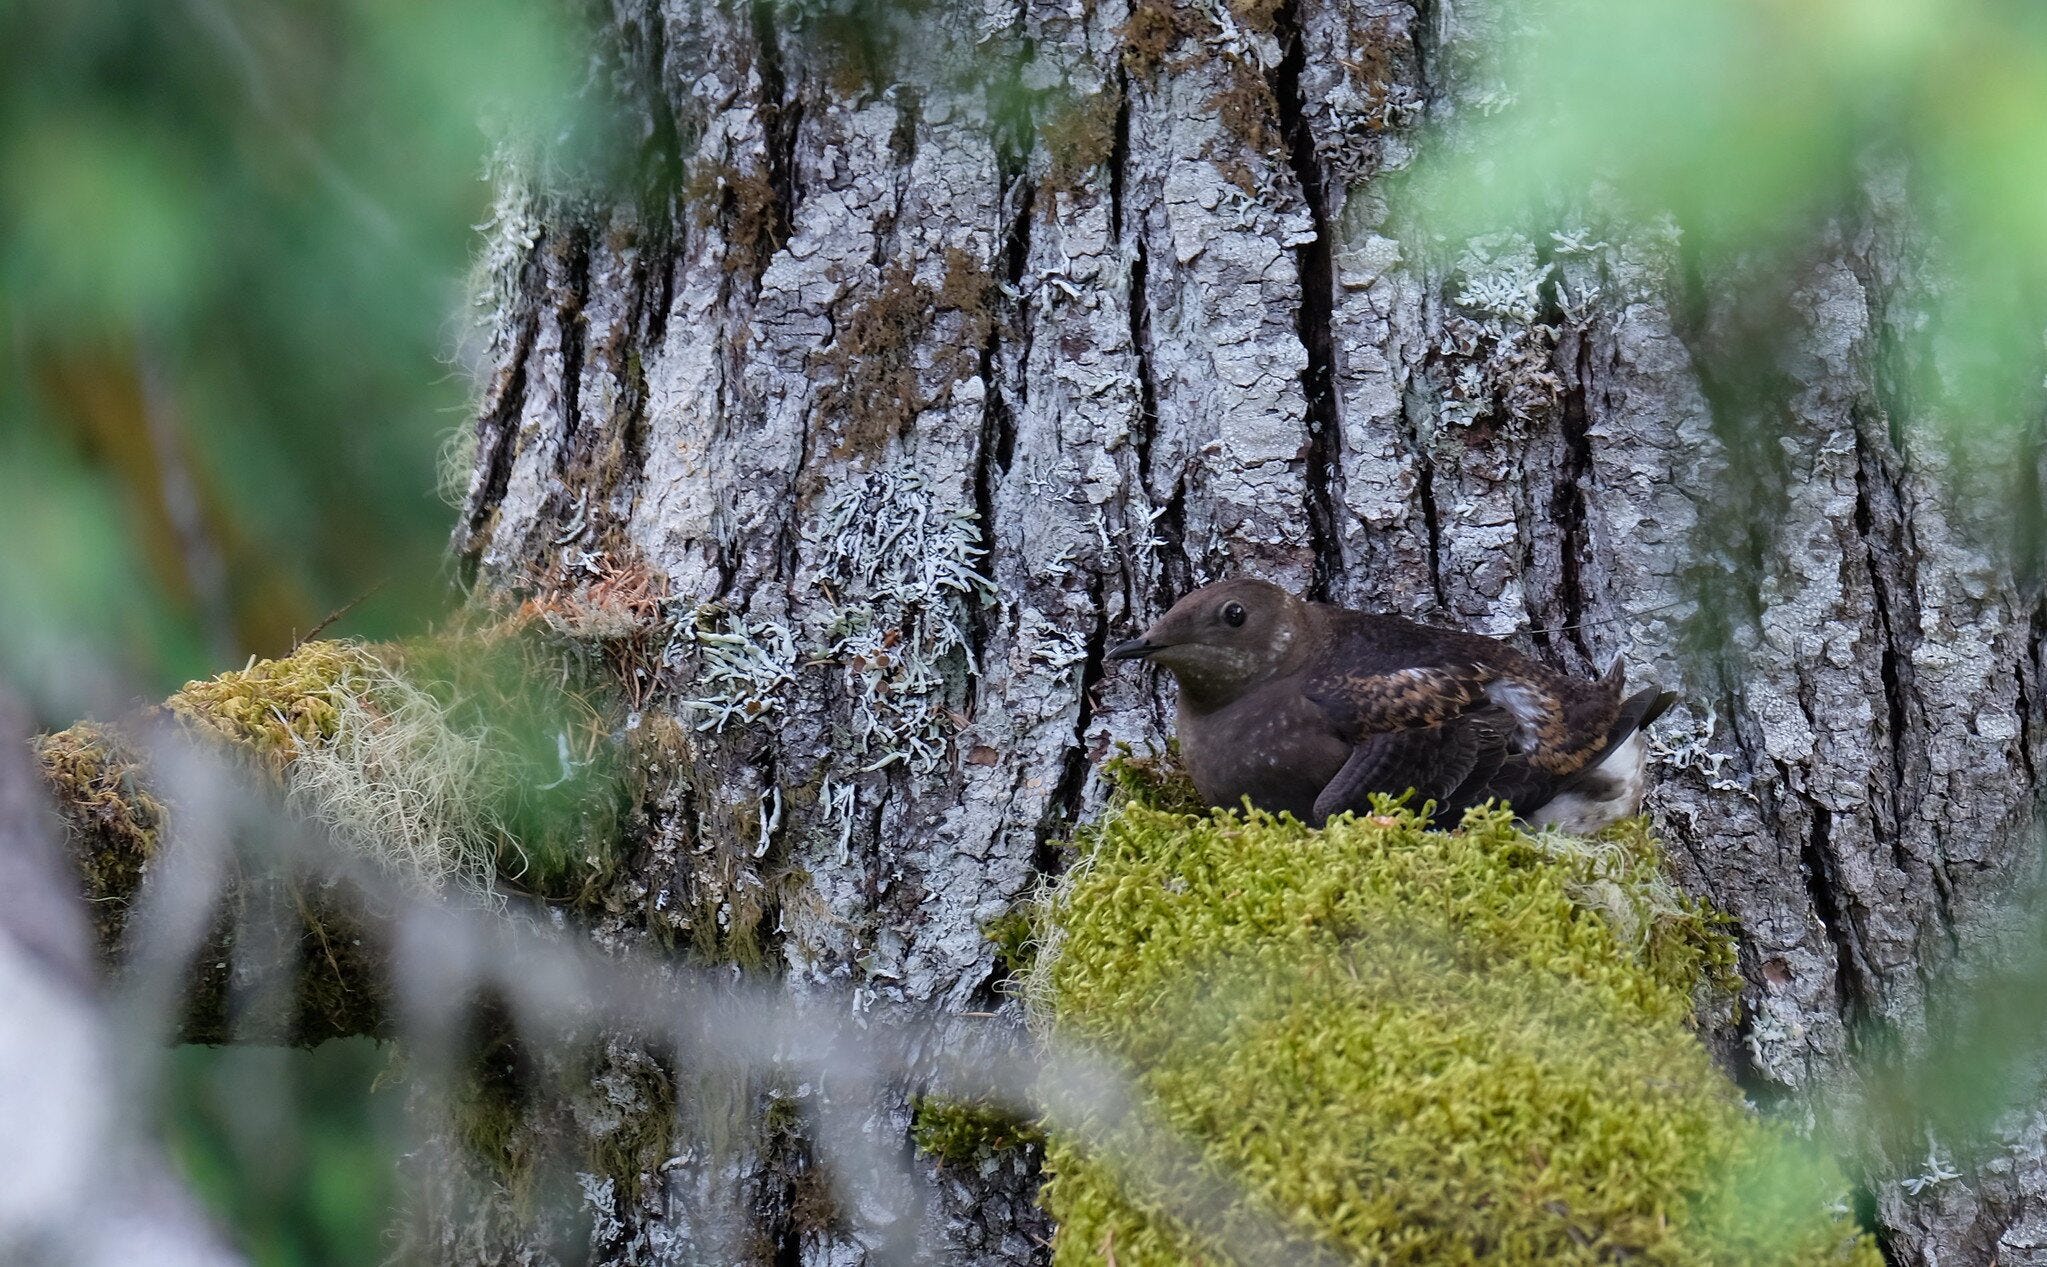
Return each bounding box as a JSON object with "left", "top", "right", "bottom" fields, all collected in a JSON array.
[
  {"left": 1566, "top": 685, "right": 1678, "bottom": 787},
  {"left": 1629, "top": 686, "right": 1680, "bottom": 732}
]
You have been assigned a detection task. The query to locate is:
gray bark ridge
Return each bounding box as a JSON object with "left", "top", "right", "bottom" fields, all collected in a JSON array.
[{"left": 449, "top": 1, "right": 2047, "bottom": 1262}]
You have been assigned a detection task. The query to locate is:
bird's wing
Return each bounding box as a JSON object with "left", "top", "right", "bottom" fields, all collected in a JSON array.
[
  {"left": 1303, "top": 664, "right": 1525, "bottom": 822},
  {"left": 1310, "top": 721, "right": 1491, "bottom": 823},
  {"left": 1301, "top": 663, "right": 1495, "bottom": 741}
]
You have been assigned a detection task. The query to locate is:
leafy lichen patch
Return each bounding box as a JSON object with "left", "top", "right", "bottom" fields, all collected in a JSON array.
[
  {"left": 806, "top": 464, "right": 995, "bottom": 774},
  {"left": 1028, "top": 795, "right": 1877, "bottom": 1265}
]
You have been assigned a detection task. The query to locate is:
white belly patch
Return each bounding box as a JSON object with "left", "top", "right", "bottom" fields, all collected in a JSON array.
[{"left": 1528, "top": 731, "right": 1648, "bottom": 836}]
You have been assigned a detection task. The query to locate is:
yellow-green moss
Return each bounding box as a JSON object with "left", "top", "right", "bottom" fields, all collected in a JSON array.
[
  {"left": 984, "top": 908, "right": 1038, "bottom": 976},
  {"left": 166, "top": 641, "right": 382, "bottom": 771},
  {"left": 1032, "top": 797, "right": 1879, "bottom": 1266},
  {"left": 911, "top": 1096, "right": 1045, "bottom": 1167},
  {"left": 32, "top": 721, "right": 165, "bottom": 963}
]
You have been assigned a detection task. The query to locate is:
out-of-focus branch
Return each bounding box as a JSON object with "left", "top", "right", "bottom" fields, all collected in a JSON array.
[
  {"left": 28, "top": 620, "right": 636, "bottom": 1046},
  {"left": 33, "top": 711, "right": 395, "bottom": 1044}
]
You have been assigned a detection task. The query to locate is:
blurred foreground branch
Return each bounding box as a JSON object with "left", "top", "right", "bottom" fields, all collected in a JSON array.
[{"left": 0, "top": 693, "right": 242, "bottom": 1265}]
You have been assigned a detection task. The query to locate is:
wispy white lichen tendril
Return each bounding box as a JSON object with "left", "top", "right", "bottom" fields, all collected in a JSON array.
[{"left": 809, "top": 467, "right": 996, "bottom": 774}]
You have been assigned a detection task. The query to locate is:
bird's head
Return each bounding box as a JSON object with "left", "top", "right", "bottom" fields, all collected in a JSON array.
[{"left": 1106, "top": 577, "right": 1310, "bottom": 707}]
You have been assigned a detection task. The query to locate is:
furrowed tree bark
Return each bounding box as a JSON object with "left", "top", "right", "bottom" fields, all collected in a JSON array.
[
  {"left": 441, "top": 0, "right": 2047, "bottom": 1261},
  {"left": 34, "top": 0, "right": 2044, "bottom": 1262}
]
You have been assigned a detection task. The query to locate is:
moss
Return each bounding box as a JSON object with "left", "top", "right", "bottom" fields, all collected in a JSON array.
[
  {"left": 817, "top": 249, "right": 995, "bottom": 465},
  {"left": 44, "top": 622, "right": 633, "bottom": 925},
  {"left": 985, "top": 908, "right": 1038, "bottom": 976},
  {"left": 1119, "top": 0, "right": 1203, "bottom": 79},
  {"left": 1223, "top": 0, "right": 1281, "bottom": 35},
  {"left": 35, "top": 716, "right": 392, "bottom": 1042},
  {"left": 33, "top": 721, "right": 165, "bottom": 965},
  {"left": 1032, "top": 796, "right": 1879, "bottom": 1265},
  {"left": 582, "top": 1046, "right": 678, "bottom": 1202},
  {"left": 1210, "top": 67, "right": 1281, "bottom": 161},
  {"left": 911, "top": 1095, "right": 1045, "bottom": 1167},
  {"left": 1040, "top": 92, "right": 1122, "bottom": 197},
  {"left": 166, "top": 641, "right": 383, "bottom": 773},
  {"left": 684, "top": 158, "right": 781, "bottom": 280},
  {"left": 448, "top": 1015, "right": 541, "bottom": 1215},
  {"left": 1100, "top": 740, "right": 1207, "bottom": 817},
  {"left": 1343, "top": 15, "right": 1406, "bottom": 135}
]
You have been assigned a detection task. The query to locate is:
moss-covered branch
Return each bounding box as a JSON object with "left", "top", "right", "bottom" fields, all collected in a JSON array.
[{"left": 30, "top": 624, "right": 633, "bottom": 1045}]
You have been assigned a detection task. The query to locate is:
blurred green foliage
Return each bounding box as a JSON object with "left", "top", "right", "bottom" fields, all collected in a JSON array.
[
  {"left": 164, "top": 1039, "right": 401, "bottom": 1267},
  {"left": 0, "top": 3, "right": 588, "bottom": 1260},
  {"left": 0, "top": 0, "right": 585, "bottom": 717},
  {"left": 1399, "top": 0, "right": 2047, "bottom": 444}
]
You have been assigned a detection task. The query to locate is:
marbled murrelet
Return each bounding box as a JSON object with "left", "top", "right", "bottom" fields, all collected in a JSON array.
[{"left": 1108, "top": 578, "right": 1676, "bottom": 831}]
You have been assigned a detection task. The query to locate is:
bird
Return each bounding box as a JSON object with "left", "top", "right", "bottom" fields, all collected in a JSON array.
[{"left": 1105, "top": 577, "right": 1677, "bottom": 832}]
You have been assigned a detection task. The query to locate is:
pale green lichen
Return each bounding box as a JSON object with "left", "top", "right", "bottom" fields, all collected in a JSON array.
[{"left": 1028, "top": 790, "right": 1878, "bottom": 1265}]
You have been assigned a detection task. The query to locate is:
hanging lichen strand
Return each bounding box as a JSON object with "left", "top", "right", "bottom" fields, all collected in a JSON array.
[{"left": 1026, "top": 778, "right": 1881, "bottom": 1265}]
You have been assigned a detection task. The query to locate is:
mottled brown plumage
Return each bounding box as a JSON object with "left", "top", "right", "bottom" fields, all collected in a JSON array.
[{"left": 1107, "top": 578, "right": 1675, "bottom": 829}]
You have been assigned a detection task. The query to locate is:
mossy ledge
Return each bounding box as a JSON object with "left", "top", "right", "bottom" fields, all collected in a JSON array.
[{"left": 1027, "top": 778, "right": 1881, "bottom": 1265}]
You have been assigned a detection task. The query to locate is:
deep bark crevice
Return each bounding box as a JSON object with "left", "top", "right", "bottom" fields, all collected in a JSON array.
[
  {"left": 1548, "top": 332, "right": 1597, "bottom": 665},
  {"left": 966, "top": 170, "right": 1023, "bottom": 581},
  {"left": 633, "top": 6, "right": 687, "bottom": 236},
  {"left": 557, "top": 229, "right": 594, "bottom": 454},
  {"left": 2017, "top": 657, "right": 2041, "bottom": 795},
  {"left": 1274, "top": 0, "right": 1343, "bottom": 602},
  {"left": 461, "top": 305, "right": 542, "bottom": 574},
  {"left": 1126, "top": 230, "right": 1184, "bottom": 604},
  {"left": 1669, "top": 239, "right": 1787, "bottom": 641},
  {"left": 1849, "top": 413, "right": 1956, "bottom": 952},
  {"left": 1797, "top": 796, "right": 1876, "bottom": 1048},
  {"left": 614, "top": 254, "right": 658, "bottom": 505},
  {"left": 2019, "top": 593, "right": 2047, "bottom": 807},
  {"left": 970, "top": 144, "right": 1032, "bottom": 678},
  {"left": 1108, "top": 63, "right": 1130, "bottom": 245},
  {"left": 751, "top": 0, "right": 800, "bottom": 293},
  {"left": 1413, "top": 453, "right": 1447, "bottom": 609},
  {"left": 1035, "top": 592, "right": 1110, "bottom": 877}
]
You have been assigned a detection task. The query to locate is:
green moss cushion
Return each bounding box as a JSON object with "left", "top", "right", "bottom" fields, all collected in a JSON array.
[{"left": 1032, "top": 800, "right": 1879, "bottom": 1266}]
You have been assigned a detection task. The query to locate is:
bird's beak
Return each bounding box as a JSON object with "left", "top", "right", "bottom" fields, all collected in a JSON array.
[{"left": 1106, "top": 638, "right": 1156, "bottom": 662}]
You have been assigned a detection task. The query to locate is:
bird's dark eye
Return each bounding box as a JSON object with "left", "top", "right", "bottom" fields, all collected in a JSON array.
[{"left": 1222, "top": 601, "right": 1247, "bottom": 628}]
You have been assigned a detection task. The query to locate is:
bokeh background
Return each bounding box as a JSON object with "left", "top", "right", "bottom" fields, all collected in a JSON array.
[{"left": 2, "top": 4, "right": 584, "bottom": 1259}]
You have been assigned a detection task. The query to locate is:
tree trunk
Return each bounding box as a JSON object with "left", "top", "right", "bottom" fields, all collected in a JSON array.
[{"left": 240, "top": 0, "right": 2047, "bottom": 1261}]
